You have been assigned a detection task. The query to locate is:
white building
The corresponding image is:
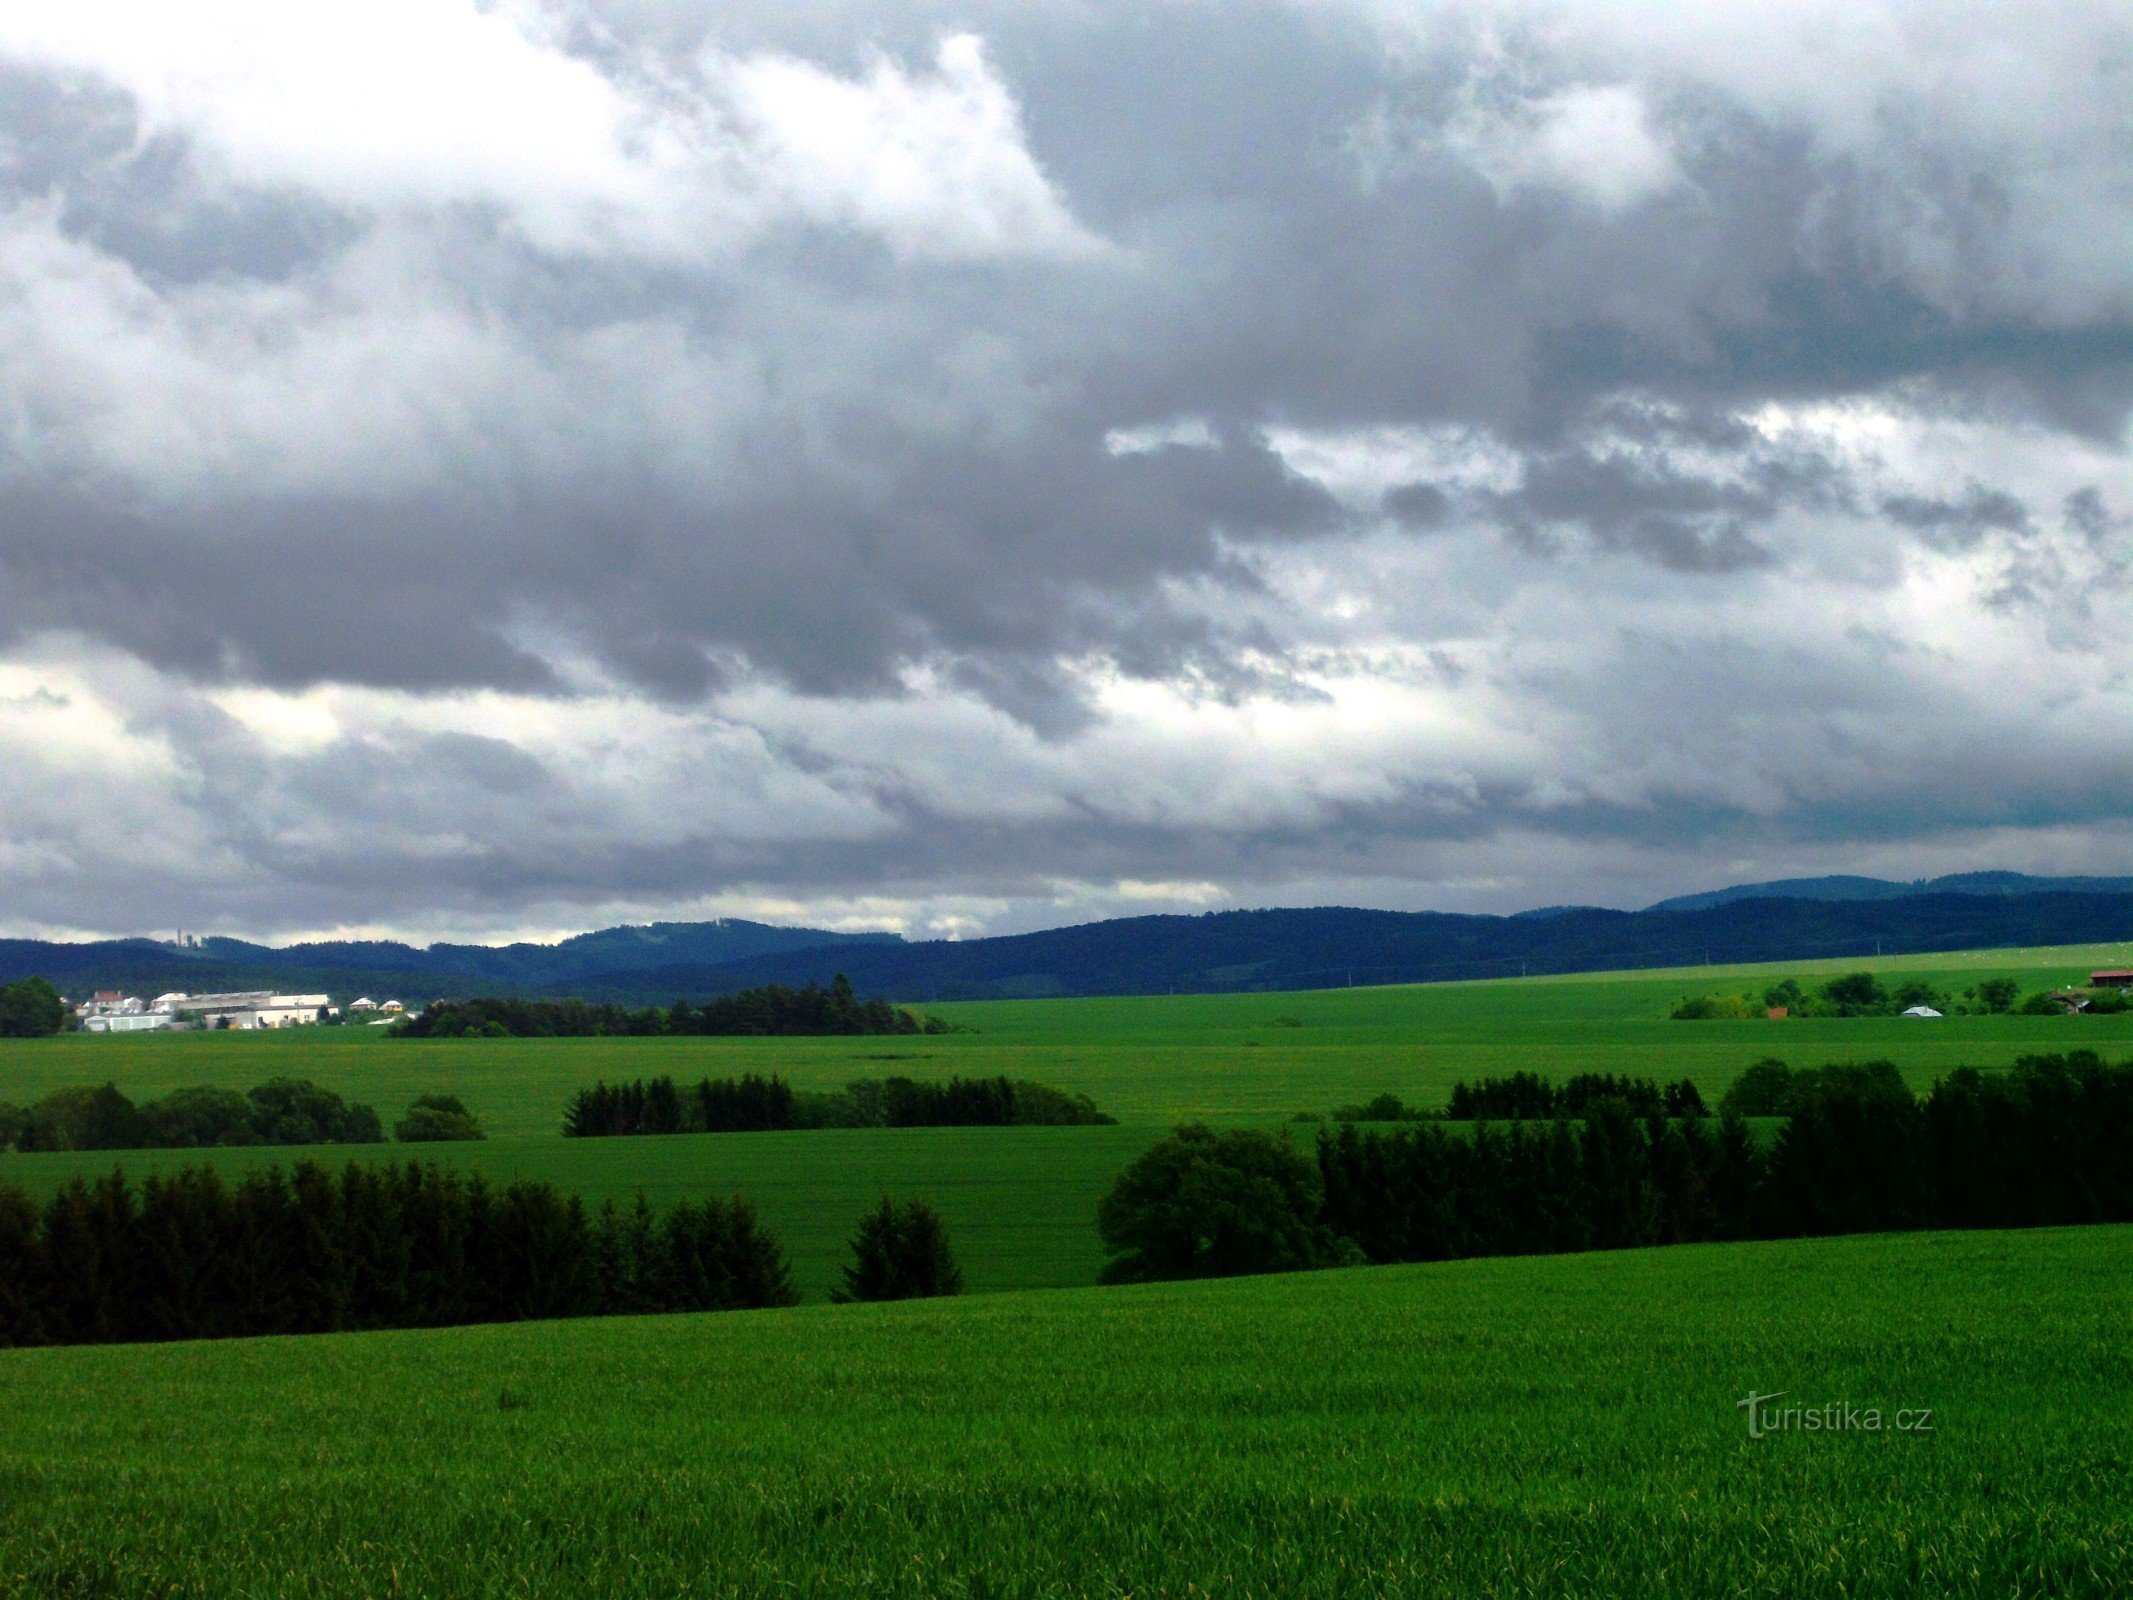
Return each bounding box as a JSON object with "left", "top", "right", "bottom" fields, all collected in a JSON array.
[
  {"left": 349, "top": 996, "right": 378, "bottom": 1012},
  {"left": 83, "top": 1012, "right": 172, "bottom": 1033},
  {"left": 179, "top": 991, "right": 333, "bottom": 1029}
]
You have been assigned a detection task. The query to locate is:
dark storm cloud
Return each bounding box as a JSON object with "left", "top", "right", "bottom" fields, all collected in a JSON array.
[
  {"left": 1, "top": 0, "right": 2131, "bottom": 939},
  {"left": 2, "top": 1, "right": 2122, "bottom": 710}
]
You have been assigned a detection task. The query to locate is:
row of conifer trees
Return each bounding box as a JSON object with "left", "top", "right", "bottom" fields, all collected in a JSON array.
[
  {"left": 561, "top": 1072, "right": 1111, "bottom": 1136},
  {"left": 1316, "top": 1052, "right": 2133, "bottom": 1264},
  {"left": 397, "top": 975, "right": 941, "bottom": 1038},
  {"left": 0, "top": 1161, "right": 795, "bottom": 1347}
]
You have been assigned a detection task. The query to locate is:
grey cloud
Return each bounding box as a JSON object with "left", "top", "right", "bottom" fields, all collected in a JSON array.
[
  {"left": 2, "top": 2, "right": 2133, "bottom": 939},
  {"left": 1880, "top": 485, "right": 2032, "bottom": 549}
]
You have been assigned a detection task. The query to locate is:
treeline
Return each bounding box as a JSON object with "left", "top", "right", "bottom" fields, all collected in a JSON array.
[
  {"left": 0, "top": 1161, "right": 795, "bottom": 1348},
  {"left": 1330, "top": 1073, "right": 1708, "bottom": 1122},
  {"left": 562, "top": 1073, "right": 1111, "bottom": 1136},
  {"left": 0, "top": 1079, "right": 387, "bottom": 1152},
  {"left": 1673, "top": 971, "right": 2130, "bottom": 1019},
  {"left": 396, "top": 975, "right": 954, "bottom": 1038},
  {"left": 1100, "top": 1053, "right": 2133, "bottom": 1281},
  {"left": 1449, "top": 1071, "right": 1707, "bottom": 1119}
]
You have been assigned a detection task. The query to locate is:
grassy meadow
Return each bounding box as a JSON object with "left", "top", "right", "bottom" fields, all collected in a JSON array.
[
  {"left": 4, "top": 945, "right": 2132, "bottom": 1594},
  {"left": 5, "top": 940, "right": 2131, "bottom": 1298},
  {"left": 6, "top": 938, "right": 2131, "bottom": 1136},
  {"left": 2, "top": 1225, "right": 2127, "bottom": 1597}
]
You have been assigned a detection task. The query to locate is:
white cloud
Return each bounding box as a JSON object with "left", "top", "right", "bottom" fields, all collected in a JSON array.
[
  {"left": 0, "top": 6, "right": 1094, "bottom": 263},
  {"left": 1446, "top": 82, "right": 1682, "bottom": 211},
  {"left": 1105, "top": 417, "right": 1221, "bottom": 456},
  {"left": 716, "top": 34, "right": 1102, "bottom": 261}
]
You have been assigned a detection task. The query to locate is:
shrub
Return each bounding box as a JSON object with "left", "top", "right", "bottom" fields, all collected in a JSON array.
[
  {"left": 1819, "top": 972, "right": 1889, "bottom": 1015},
  {"left": 138, "top": 1087, "right": 257, "bottom": 1148},
  {"left": 0, "top": 977, "right": 67, "bottom": 1038},
  {"left": 2019, "top": 991, "right": 2068, "bottom": 1015},
  {"left": 1974, "top": 977, "right": 2021, "bottom": 1013},
  {"left": 1719, "top": 1058, "right": 1797, "bottom": 1117},
  {"left": 1331, "top": 1092, "right": 1425, "bottom": 1122},
  {"left": 245, "top": 1079, "right": 383, "bottom": 1145},
  {"left": 1097, "top": 1126, "right": 1356, "bottom": 1284},
  {"left": 833, "top": 1198, "right": 964, "bottom": 1302},
  {"left": 13, "top": 1084, "right": 146, "bottom": 1151},
  {"left": 395, "top": 1095, "right": 484, "bottom": 1142}
]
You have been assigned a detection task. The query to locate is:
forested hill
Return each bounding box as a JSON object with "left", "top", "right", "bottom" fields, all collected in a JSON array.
[
  {"left": 8, "top": 892, "right": 2133, "bottom": 1005},
  {"left": 0, "top": 919, "right": 897, "bottom": 1005},
  {"left": 644, "top": 893, "right": 2133, "bottom": 1001},
  {"left": 1646, "top": 871, "right": 2133, "bottom": 913}
]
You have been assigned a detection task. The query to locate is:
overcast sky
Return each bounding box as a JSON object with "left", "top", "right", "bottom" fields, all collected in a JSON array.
[{"left": 0, "top": 0, "right": 2129, "bottom": 944}]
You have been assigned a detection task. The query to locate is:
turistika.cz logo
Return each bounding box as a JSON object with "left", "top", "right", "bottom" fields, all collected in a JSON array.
[{"left": 1737, "top": 1391, "right": 1934, "bottom": 1438}]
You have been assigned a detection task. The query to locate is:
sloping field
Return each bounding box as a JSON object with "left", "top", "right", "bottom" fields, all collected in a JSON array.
[
  {"left": 0, "top": 1125, "right": 1160, "bottom": 1299},
  {"left": 4, "top": 940, "right": 2131, "bottom": 1137},
  {"left": 1, "top": 1226, "right": 2126, "bottom": 1598}
]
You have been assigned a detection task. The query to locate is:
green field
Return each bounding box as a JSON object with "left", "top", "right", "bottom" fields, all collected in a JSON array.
[
  {"left": 7, "top": 943, "right": 2130, "bottom": 1301},
  {"left": 2, "top": 1225, "right": 2126, "bottom": 1597},
  {"left": 0, "top": 1125, "right": 1160, "bottom": 1300},
  {"left": 7, "top": 940, "right": 2131, "bottom": 1138}
]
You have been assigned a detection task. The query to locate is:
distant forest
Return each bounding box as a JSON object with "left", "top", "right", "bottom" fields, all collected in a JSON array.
[
  {"left": 393, "top": 977, "right": 951, "bottom": 1038},
  {"left": 11, "top": 887, "right": 2133, "bottom": 1005},
  {"left": 561, "top": 1073, "right": 1111, "bottom": 1135}
]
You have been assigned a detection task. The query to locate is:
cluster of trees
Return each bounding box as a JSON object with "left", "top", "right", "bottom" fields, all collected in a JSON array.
[
  {"left": 1323, "top": 1074, "right": 1707, "bottom": 1123},
  {"left": 1447, "top": 1072, "right": 1708, "bottom": 1120},
  {"left": 0, "top": 978, "right": 69, "bottom": 1038},
  {"left": 1673, "top": 971, "right": 2126, "bottom": 1019},
  {"left": 395, "top": 976, "right": 955, "bottom": 1038},
  {"left": 0, "top": 1161, "right": 796, "bottom": 1347},
  {"left": 1098, "top": 1052, "right": 2133, "bottom": 1282},
  {"left": 835, "top": 1198, "right": 963, "bottom": 1302},
  {"left": 0, "top": 1079, "right": 393, "bottom": 1152},
  {"left": 393, "top": 1095, "right": 485, "bottom": 1142},
  {"left": 1715, "top": 1058, "right": 1913, "bottom": 1117},
  {"left": 561, "top": 1073, "right": 1111, "bottom": 1136}
]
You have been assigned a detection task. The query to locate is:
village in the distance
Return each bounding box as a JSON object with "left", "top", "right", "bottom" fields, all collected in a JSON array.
[{"left": 72, "top": 991, "right": 407, "bottom": 1033}]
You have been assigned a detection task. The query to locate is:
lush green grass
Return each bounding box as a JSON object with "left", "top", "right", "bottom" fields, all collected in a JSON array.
[
  {"left": 1, "top": 1225, "right": 2126, "bottom": 1597},
  {"left": 6, "top": 939, "right": 2132, "bottom": 1140},
  {"left": 0, "top": 1125, "right": 1162, "bottom": 1301},
  {"left": 5, "top": 943, "right": 2125, "bottom": 1305}
]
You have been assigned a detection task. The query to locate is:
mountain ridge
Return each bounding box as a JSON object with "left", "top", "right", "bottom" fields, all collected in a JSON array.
[{"left": 7, "top": 886, "right": 2133, "bottom": 1005}]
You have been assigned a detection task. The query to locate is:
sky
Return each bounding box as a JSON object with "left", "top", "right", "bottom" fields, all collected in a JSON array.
[{"left": 0, "top": 0, "right": 2129, "bottom": 945}]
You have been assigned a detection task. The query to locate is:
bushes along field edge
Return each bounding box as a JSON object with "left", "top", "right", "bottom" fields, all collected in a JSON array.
[{"left": 1103, "top": 1050, "right": 2133, "bottom": 1283}]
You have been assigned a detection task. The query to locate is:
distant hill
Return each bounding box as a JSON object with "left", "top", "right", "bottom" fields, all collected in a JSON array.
[
  {"left": 1647, "top": 872, "right": 2133, "bottom": 914},
  {"left": 625, "top": 892, "right": 2133, "bottom": 1002},
  {"left": 0, "top": 920, "right": 897, "bottom": 1005},
  {"left": 9, "top": 886, "right": 2133, "bottom": 1007}
]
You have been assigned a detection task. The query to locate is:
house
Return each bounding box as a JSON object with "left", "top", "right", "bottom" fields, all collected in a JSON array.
[
  {"left": 78, "top": 991, "right": 146, "bottom": 1018},
  {"left": 1900, "top": 1005, "right": 1943, "bottom": 1018},
  {"left": 2090, "top": 970, "right": 2133, "bottom": 989},
  {"left": 349, "top": 996, "right": 379, "bottom": 1012},
  {"left": 379, "top": 999, "right": 406, "bottom": 1014}
]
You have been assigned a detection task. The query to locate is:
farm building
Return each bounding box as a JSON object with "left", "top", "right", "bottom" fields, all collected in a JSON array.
[{"left": 2090, "top": 970, "right": 2133, "bottom": 989}]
